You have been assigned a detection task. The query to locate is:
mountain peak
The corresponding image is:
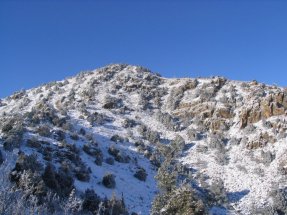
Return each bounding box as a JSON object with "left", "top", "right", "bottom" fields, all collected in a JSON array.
[{"left": 1, "top": 65, "right": 287, "bottom": 214}]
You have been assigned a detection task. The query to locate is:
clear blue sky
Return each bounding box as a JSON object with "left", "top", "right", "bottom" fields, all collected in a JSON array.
[{"left": 1, "top": 0, "right": 287, "bottom": 98}]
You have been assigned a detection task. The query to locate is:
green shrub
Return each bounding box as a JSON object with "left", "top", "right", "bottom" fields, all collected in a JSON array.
[
  {"left": 42, "top": 163, "right": 74, "bottom": 197},
  {"left": 102, "top": 173, "right": 116, "bottom": 189},
  {"left": 134, "top": 167, "right": 147, "bottom": 181},
  {"left": 152, "top": 185, "right": 206, "bottom": 215},
  {"left": 82, "top": 189, "right": 101, "bottom": 213}
]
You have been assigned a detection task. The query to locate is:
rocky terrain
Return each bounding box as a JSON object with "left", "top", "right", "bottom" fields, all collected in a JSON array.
[{"left": 0, "top": 64, "right": 287, "bottom": 215}]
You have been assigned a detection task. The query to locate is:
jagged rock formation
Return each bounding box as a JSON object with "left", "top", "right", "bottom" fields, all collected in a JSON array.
[{"left": 0, "top": 64, "right": 287, "bottom": 214}]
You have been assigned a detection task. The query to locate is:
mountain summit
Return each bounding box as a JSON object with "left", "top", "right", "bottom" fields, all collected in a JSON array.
[{"left": 0, "top": 64, "right": 287, "bottom": 214}]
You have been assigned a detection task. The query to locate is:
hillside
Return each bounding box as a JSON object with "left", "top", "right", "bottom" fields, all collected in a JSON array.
[{"left": 0, "top": 64, "right": 287, "bottom": 215}]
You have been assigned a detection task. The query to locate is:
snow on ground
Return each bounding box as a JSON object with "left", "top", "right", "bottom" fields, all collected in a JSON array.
[{"left": 1, "top": 64, "right": 287, "bottom": 214}]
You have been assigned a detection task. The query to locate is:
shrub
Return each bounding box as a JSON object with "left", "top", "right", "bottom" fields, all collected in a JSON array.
[
  {"left": 50, "top": 129, "right": 65, "bottom": 141},
  {"left": 208, "top": 134, "right": 225, "bottom": 151},
  {"left": 196, "top": 144, "right": 208, "bottom": 153},
  {"left": 105, "top": 193, "right": 128, "bottom": 215},
  {"left": 209, "top": 178, "right": 228, "bottom": 205},
  {"left": 70, "top": 133, "right": 79, "bottom": 140},
  {"left": 94, "top": 152, "right": 103, "bottom": 166},
  {"left": 42, "top": 164, "right": 59, "bottom": 191},
  {"left": 108, "top": 145, "right": 119, "bottom": 157},
  {"left": 107, "top": 145, "right": 130, "bottom": 163},
  {"left": 122, "top": 118, "right": 136, "bottom": 128},
  {"left": 111, "top": 134, "right": 124, "bottom": 143},
  {"left": 187, "top": 128, "right": 200, "bottom": 141},
  {"left": 114, "top": 151, "right": 130, "bottom": 163},
  {"left": 12, "top": 153, "right": 43, "bottom": 174},
  {"left": 170, "top": 135, "right": 185, "bottom": 155},
  {"left": 37, "top": 125, "right": 51, "bottom": 137},
  {"left": 229, "top": 137, "right": 241, "bottom": 146},
  {"left": 244, "top": 124, "right": 256, "bottom": 134},
  {"left": 74, "top": 165, "right": 90, "bottom": 182},
  {"left": 87, "top": 112, "right": 110, "bottom": 125},
  {"left": 79, "top": 128, "right": 86, "bottom": 136},
  {"left": 269, "top": 187, "right": 287, "bottom": 214},
  {"left": 102, "top": 173, "right": 116, "bottom": 189},
  {"left": 152, "top": 185, "right": 206, "bottom": 215},
  {"left": 0, "top": 150, "right": 3, "bottom": 165},
  {"left": 3, "top": 133, "right": 23, "bottom": 151},
  {"left": 1, "top": 116, "right": 24, "bottom": 151},
  {"left": 155, "top": 111, "right": 180, "bottom": 131},
  {"left": 155, "top": 160, "right": 177, "bottom": 192},
  {"left": 166, "top": 86, "right": 185, "bottom": 110},
  {"left": 42, "top": 163, "right": 74, "bottom": 197},
  {"left": 260, "top": 150, "right": 275, "bottom": 165},
  {"left": 138, "top": 125, "right": 160, "bottom": 144},
  {"left": 134, "top": 167, "right": 147, "bottom": 181},
  {"left": 26, "top": 138, "right": 42, "bottom": 149},
  {"left": 105, "top": 157, "right": 115, "bottom": 165},
  {"left": 103, "top": 95, "right": 123, "bottom": 109},
  {"left": 82, "top": 189, "right": 101, "bottom": 213},
  {"left": 83, "top": 144, "right": 103, "bottom": 159}
]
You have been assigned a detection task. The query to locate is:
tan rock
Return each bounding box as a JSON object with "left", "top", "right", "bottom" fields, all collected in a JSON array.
[
  {"left": 217, "top": 107, "right": 233, "bottom": 119},
  {"left": 271, "top": 102, "right": 285, "bottom": 116},
  {"left": 261, "top": 100, "right": 272, "bottom": 118},
  {"left": 240, "top": 109, "right": 250, "bottom": 129},
  {"left": 246, "top": 140, "right": 266, "bottom": 149}
]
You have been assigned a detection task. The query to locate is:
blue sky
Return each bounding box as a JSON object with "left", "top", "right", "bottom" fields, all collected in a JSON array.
[{"left": 1, "top": 0, "right": 287, "bottom": 98}]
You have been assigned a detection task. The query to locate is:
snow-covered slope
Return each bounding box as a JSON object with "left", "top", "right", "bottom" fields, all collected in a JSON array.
[{"left": 0, "top": 64, "right": 287, "bottom": 214}]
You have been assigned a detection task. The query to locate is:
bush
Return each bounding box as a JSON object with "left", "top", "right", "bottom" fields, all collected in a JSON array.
[
  {"left": 111, "top": 134, "right": 124, "bottom": 143},
  {"left": 170, "top": 135, "right": 185, "bottom": 155},
  {"left": 108, "top": 145, "right": 130, "bottom": 163},
  {"left": 122, "top": 118, "right": 136, "bottom": 128},
  {"left": 83, "top": 144, "right": 103, "bottom": 161},
  {"left": 155, "top": 160, "right": 177, "bottom": 192},
  {"left": 79, "top": 128, "right": 86, "bottom": 136},
  {"left": 187, "top": 128, "right": 200, "bottom": 141},
  {"left": 134, "top": 167, "right": 147, "bottom": 181},
  {"left": 209, "top": 178, "right": 228, "bottom": 205},
  {"left": 87, "top": 112, "right": 110, "bottom": 125},
  {"left": 102, "top": 173, "right": 116, "bottom": 189},
  {"left": 155, "top": 111, "right": 180, "bottom": 131},
  {"left": 269, "top": 187, "right": 287, "bottom": 214},
  {"left": 0, "top": 150, "right": 3, "bottom": 165},
  {"left": 229, "top": 137, "right": 241, "bottom": 146},
  {"left": 74, "top": 165, "right": 90, "bottom": 182},
  {"left": 138, "top": 125, "right": 160, "bottom": 144},
  {"left": 105, "top": 193, "right": 128, "bottom": 215},
  {"left": 82, "top": 189, "right": 101, "bottom": 213},
  {"left": 42, "top": 163, "right": 74, "bottom": 197},
  {"left": 37, "top": 125, "right": 51, "bottom": 137},
  {"left": 94, "top": 152, "right": 103, "bottom": 166},
  {"left": 105, "top": 157, "right": 115, "bottom": 165},
  {"left": 70, "top": 133, "right": 79, "bottom": 140},
  {"left": 152, "top": 185, "right": 206, "bottom": 215},
  {"left": 260, "top": 150, "right": 275, "bottom": 165},
  {"left": 108, "top": 145, "right": 119, "bottom": 157},
  {"left": 103, "top": 95, "right": 123, "bottom": 109},
  {"left": 12, "top": 153, "right": 43, "bottom": 175},
  {"left": 208, "top": 134, "right": 225, "bottom": 151},
  {"left": 50, "top": 129, "right": 65, "bottom": 141},
  {"left": 3, "top": 133, "right": 23, "bottom": 151},
  {"left": 1, "top": 116, "right": 24, "bottom": 151},
  {"left": 26, "top": 138, "right": 42, "bottom": 149}
]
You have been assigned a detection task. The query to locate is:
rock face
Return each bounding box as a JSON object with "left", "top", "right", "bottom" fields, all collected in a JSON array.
[
  {"left": 0, "top": 64, "right": 287, "bottom": 215},
  {"left": 240, "top": 93, "right": 287, "bottom": 129}
]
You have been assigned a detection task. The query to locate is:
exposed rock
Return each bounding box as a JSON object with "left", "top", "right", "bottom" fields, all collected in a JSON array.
[{"left": 216, "top": 107, "right": 233, "bottom": 119}]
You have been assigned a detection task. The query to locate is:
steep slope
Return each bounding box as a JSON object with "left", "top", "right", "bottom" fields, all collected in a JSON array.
[{"left": 0, "top": 64, "right": 287, "bottom": 214}]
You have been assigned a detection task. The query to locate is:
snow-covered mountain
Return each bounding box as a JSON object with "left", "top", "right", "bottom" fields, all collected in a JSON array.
[{"left": 0, "top": 64, "right": 287, "bottom": 215}]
